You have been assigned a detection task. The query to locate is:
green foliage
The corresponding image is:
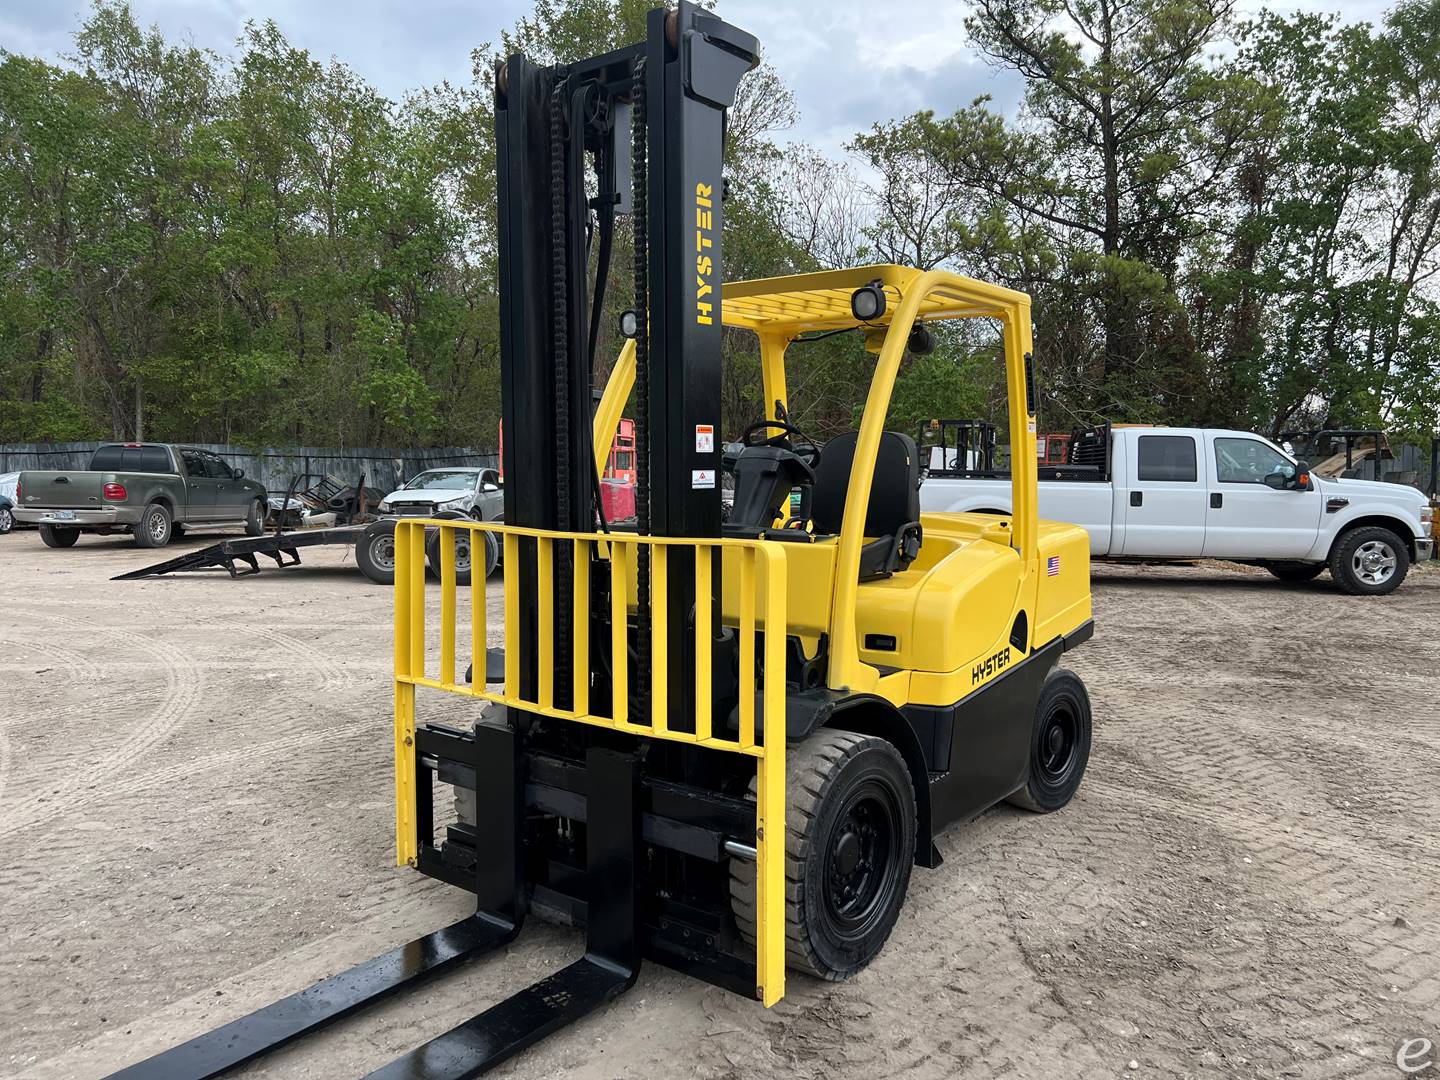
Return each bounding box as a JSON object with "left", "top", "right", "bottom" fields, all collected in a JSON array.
[{"left": 887, "top": 350, "right": 994, "bottom": 434}]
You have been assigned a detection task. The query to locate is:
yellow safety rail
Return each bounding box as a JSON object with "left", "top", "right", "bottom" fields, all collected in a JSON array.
[{"left": 392, "top": 517, "right": 790, "bottom": 1006}]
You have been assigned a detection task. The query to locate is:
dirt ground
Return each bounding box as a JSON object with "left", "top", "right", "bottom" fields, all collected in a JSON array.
[{"left": 1, "top": 526, "right": 1437, "bottom": 1080}]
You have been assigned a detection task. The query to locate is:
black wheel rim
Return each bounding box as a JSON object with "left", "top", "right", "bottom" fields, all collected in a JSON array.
[
  {"left": 1036, "top": 703, "right": 1080, "bottom": 789},
  {"left": 821, "top": 779, "right": 903, "bottom": 940}
]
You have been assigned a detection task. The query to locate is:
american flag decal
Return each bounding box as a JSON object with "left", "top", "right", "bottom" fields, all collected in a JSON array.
[{"left": 1047, "top": 555, "right": 1061, "bottom": 576}]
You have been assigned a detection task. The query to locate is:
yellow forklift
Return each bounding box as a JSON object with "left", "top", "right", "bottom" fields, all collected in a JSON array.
[{"left": 109, "top": 5, "right": 1094, "bottom": 1078}]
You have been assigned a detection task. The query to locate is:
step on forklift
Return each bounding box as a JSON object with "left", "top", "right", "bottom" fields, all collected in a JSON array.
[{"left": 106, "top": 5, "right": 1095, "bottom": 1078}]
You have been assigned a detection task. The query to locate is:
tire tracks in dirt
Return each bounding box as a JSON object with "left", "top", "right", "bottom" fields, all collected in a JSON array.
[
  {"left": 0, "top": 617, "right": 368, "bottom": 840},
  {"left": 0, "top": 613, "right": 204, "bottom": 839}
]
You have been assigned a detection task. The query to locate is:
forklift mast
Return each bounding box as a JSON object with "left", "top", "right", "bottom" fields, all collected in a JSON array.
[{"left": 497, "top": 2, "right": 757, "bottom": 718}]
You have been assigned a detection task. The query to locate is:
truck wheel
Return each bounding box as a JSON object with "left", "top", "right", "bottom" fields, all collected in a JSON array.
[
  {"left": 0, "top": 505, "right": 13, "bottom": 534},
  {"left": 133, "top": 502, "right": 173, "bottom": 548},
  {"left": 1263, "top": 561, "right": 1325, "bottom": 583},
  {"left": 1006, "top": 667, "right": 1092, "bottom": 813},
  {"left": 425, "top": 525, "right": 473, "bottom": 586},
  {"left": 245, "top": 498, "right": 265, "bottom": 537},
  {"left": 40, "top": 524, "right": 80, "bottom": 548},
  {"left": 357, "top": 519, "right": 397, "bottom": 585},
  {"left": 482, "top": 531, "right": 500, "bottom": 578},
  {"left": 1329, "top": 526, "right": 1409, "bottom": 596},
  {"left": 730, "top": 729, "right": 916, "bottom": 980}
]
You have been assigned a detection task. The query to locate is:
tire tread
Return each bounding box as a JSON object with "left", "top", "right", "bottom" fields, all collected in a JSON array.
[{"left": 730, "top": 728, "right": 914, "bottom": 980}]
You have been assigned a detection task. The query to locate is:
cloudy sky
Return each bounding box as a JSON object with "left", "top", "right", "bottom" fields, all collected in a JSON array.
[{"left": 2, "top": 0, "right": 1393, "bottom": 157}]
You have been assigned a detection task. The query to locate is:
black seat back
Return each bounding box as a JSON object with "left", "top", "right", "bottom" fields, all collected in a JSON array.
[{"left": 812, "top": 430, "right": 920, "bottom": 538}]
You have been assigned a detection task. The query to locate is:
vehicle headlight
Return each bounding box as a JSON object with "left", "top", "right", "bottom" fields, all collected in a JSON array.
[
  {"left": 439, "top": 497, "right": 469, "bottom": 511},
  {"left": 377, "top": 500, "right": 392, "bottom": 513}
]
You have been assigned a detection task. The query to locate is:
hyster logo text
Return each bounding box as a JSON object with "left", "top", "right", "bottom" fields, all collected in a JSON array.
[
  {"left": 695, "top": 182, "right": 715, "bottom": 325},
  {"left": 972, "top": 646, "right": 1012, "bottom": 687}
]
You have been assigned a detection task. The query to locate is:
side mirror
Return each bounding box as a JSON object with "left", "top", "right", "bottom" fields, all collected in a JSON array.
[
  {"left": 232, "top": 467, "right": 245, "bottom": 480},
  {"left": 1265, "top": 462, "right": 1310, "bottom": 490},
  {"left": 483, "top": 483, "right": 500, "bottom": 492}
]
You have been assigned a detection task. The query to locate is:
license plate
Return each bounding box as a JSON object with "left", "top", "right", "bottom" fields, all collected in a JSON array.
[{"left": 52, "top": 510, "right": 75, "bottom": 521}]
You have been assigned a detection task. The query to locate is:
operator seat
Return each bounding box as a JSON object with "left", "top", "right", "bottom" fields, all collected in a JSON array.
[{"left": 811, "top": 430, "right": 923, "bottom": 581}]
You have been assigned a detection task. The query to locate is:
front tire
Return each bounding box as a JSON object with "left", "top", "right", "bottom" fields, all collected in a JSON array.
[
  {"left": 40, "top": 524, "right": 80, "bottom": 548},
  {"left": 1263, "top": 561, "right": 1325, "bottom": 583},
  {"left": 357, "top": 519, "right": 397, "bottom": 585},
  {"left": 133, "top": 502, "right": 173, "bottom": 548},
  {"left": 730, "top": 729, "right": 916, "bottom": 980},
  {"left": 1329, "top": 526, "right": 1409, "bottom": 595},
  {"left": 1007, "top": 667, "right": 1092, "bottom": 813}
]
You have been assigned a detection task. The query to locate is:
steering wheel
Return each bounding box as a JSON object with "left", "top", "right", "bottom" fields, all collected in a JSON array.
[{"left": 739, "top": 418, "right": 822, "bottom": 471}]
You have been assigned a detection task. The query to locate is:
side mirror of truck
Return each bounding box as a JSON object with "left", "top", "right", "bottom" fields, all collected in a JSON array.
[
  {"left": 232, "top": 467, "right": 245, "bottom": 480},
  {"left": 1265, "top": 462, "right": 1311, "bottom": 491}
]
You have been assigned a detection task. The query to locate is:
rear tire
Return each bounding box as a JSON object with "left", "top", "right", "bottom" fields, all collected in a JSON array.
[
  {"left": 133, "top": 502, "right": 173, "bottom": 548},
  {"left": 1006, "top": 667, "right": 1092, "bottom": 813},
  {"left": 245, "top": 498, "right": 265, "bottom": 537},
  {"left": 0, "top": 506, "right": 13, "bottom": 534},
  {"left": 40, "top": 524, "right": 79, "bottom": 548},
  {"left": 1262, "top": 561, "right": 1325, "bottom": 583},
  {"left": 1329, "top": 526, "right": 1409, "bottom": 595},
  {"left": 482, "top": 531, "right": 500, "bottom": 578},
  {"left": 357, "top": 519, "right": 397, "bottom": 585},
  {"left": 730, "top": 729, "right": 916, "bottom": 980},
  {"left": 425, "top": 520, "right": 474, "bottom": 586}
]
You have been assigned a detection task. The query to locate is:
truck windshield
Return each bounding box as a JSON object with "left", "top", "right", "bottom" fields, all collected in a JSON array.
[
  {"left": 404, "top": 470, "right": 479, "bottom": 491},
  {"left": 90, "top": 445, "right": 171, "bottom": 473}
]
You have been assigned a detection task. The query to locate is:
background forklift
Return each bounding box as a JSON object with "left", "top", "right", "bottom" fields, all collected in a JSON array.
[{"left": 108, "top": 5, "right": 1094, "bottom": 1078}]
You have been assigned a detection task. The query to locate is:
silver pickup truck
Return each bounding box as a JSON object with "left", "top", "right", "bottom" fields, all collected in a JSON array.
[{"left": 15, "top": 443, "right": 268, "bottom": 549}]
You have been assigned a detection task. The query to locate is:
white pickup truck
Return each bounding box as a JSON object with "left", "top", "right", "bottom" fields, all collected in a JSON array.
[{"left": 920, "top": 425, "right": 1433, "bottom": 595}]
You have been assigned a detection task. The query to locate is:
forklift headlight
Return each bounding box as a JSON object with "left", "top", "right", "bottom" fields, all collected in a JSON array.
[
  {"left": 850, "top": 282, "right": 885, "bottom": 322},
  {"left": 619, "top": 309, "right": 639, "bottom": 339}
]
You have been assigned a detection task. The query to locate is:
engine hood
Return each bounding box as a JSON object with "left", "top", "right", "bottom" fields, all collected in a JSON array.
[{"left": 1315, "top": 473, "right": 1426, "bottom": 510}]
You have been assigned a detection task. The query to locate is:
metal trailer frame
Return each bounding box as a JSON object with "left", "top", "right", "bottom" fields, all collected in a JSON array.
[{"left": 111, "top": 525, "right": 369, "bottom": 579}]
